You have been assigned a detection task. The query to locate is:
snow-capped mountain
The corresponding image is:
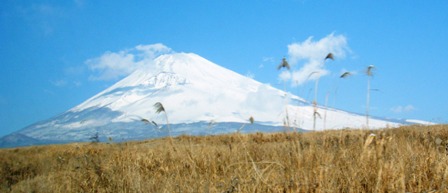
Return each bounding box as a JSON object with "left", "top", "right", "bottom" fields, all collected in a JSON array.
[{"left": 1, "top": 53, "right": 406, "bottom": 148}]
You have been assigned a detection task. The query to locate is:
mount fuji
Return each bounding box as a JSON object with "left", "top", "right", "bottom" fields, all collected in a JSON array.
[{"left": 1, "top": 52, "right": 411, "bottom": 148}]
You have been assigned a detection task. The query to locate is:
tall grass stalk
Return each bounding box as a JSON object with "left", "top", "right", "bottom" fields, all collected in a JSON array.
[
  {"left": 366, "top": 65, "right": 375, "bottom": 129},
  {"left": 311, "top": 53, "right": 333, "bottom": 131},
  {"left": 312, "top": 75, "right": 319, "bottom": 131},
  {"left": 327, "top": 71, "right": 352, "bottom": 130},
  {"left": 323, "top": 92, "right": 329, "bottom": 130},
  {"left": 278, "top": 57, "right": 291, "bottom": 130},
  {"left": 154, "top": 102, "right": 170, "bottom": 136}
]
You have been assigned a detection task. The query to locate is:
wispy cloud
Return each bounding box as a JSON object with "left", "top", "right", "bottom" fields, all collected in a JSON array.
[
  {"left": 246, "top": 71, "right": 255, "bottom": 79},
  {"left": 50, "top": 79, "right": 67, "bottom": 87},
  {"left": 15, "top": 3, "right": 65, "bottom": 36},
  {"left": 262, "top": 57, "right": 274, "bottom": 63},
  {"left": 74, "top": 0, "right": 85, "bottom": 7},
  {"left": 64, "top": 66, "right": 85, "bottom": 76},
  {"left": 390, "top": 105, "right": 415, "bottom": 113},
  {"left": 257, "top": 56, "right": 274, "bottom": 69},
  {"left": 50, "top": 79, "right": 82, "bottom": 87},
  {"left": 286, "top": 33, "right": 350, "bottom": 86},
  {"left": 73, "top": 81, "right": 82, "bottom": 87},
  {"left": 43, "top": 89, "right": 55, "bottom": 95},
  {"left": 86, "top": 43, "right": 172, "bottom": 81}
]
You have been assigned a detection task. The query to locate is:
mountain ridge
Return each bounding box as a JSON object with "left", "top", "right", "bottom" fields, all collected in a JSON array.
[{"left": 1, "top": 52, "right": 412, "bottom": 148}]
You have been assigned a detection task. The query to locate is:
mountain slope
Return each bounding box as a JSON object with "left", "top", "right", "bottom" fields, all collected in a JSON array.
[
  {"left": 1, "top": 53, "right": 404, "bottom": 147},
  {"left": 71, "top": 53, "right": 293, "bottom": 125}
]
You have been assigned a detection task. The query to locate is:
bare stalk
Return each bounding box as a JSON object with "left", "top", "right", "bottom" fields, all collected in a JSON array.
[
  {"left": 366, "top": 76, "right": 370, "bottom": 129},
  {"left": 278, "top": 57, "right": 291, "bottom": 131},
  {"left": 366, "top": 65, "right": 375, "bottom": 129},
  {"left": 323, "top": 92, "right": 329, "bottom": 130},
  {"left": 313, "top": 78, "right": 319, "bottom": 131},
  {"left": 154, "top": 102, "right": 170, "bottom": 137}
]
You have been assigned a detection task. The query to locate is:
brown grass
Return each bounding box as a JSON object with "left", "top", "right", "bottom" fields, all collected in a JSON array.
[{"left": 1, "top": 125, "right": 448, "bottom": 192}]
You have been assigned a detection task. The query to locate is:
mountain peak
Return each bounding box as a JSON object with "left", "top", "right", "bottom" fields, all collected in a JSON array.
[
  {"left": 144, "top": 72, "right": 187, "bottom": 89},
  {"left": 1, "top": 52, "right": 407, "bottom": 147}
]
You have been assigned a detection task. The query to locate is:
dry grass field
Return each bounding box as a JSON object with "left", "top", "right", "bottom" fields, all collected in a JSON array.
[{"left": 1, "top": 125, "right": 448, "bottom": 192}]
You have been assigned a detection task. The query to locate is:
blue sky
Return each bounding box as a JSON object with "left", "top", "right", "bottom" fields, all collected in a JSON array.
[{"left": 1, "top": 0, "right": 447, "bottom": 137}]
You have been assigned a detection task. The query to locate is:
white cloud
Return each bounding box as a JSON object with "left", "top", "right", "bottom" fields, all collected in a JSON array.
[
  {"left": 86, "top": 43, "right": 172, "bottom": 81},
  {"left": 244, "top": 85, "right": 284, "bottom": 114},
  {"left": 279, "top": 70, "right": 291, "bottom": 82},
  {"left": 286, "top": 33, "right": 349, "bottom": 86},
  {"left": 86, "top": 51, "right": 136, "bottom": 81},
  {"left": 390, "top": 105, "right": 415, "bottom": 113},
  {"left": 135, "top": 44, "right": 172, "bottom": 58}
]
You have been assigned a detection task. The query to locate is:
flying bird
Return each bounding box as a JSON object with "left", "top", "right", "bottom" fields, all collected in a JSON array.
[
  {"left": 277, "top": 57, "right": 290, "bottom": 70},
  {"left": 325, "top": 53, "right": 334, "bottom": 61},
  {"left": 340, "top": 72, "right": 352, "bottom": 78}
]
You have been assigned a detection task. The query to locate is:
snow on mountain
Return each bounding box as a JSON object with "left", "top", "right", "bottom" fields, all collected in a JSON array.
[
  {"left": 405, "top": 119, "right": 436, "bottom": 125},
  {"left": 70, "top": 52, "right": 299, "bottom": 126},
  {"left": 1, "top": 52, "right": 407, "bottom": 147}
]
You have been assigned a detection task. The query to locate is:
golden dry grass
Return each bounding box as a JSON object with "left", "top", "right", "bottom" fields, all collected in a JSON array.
[{"left": 1, "top": 125, "right": 448, "bottom": 192}]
